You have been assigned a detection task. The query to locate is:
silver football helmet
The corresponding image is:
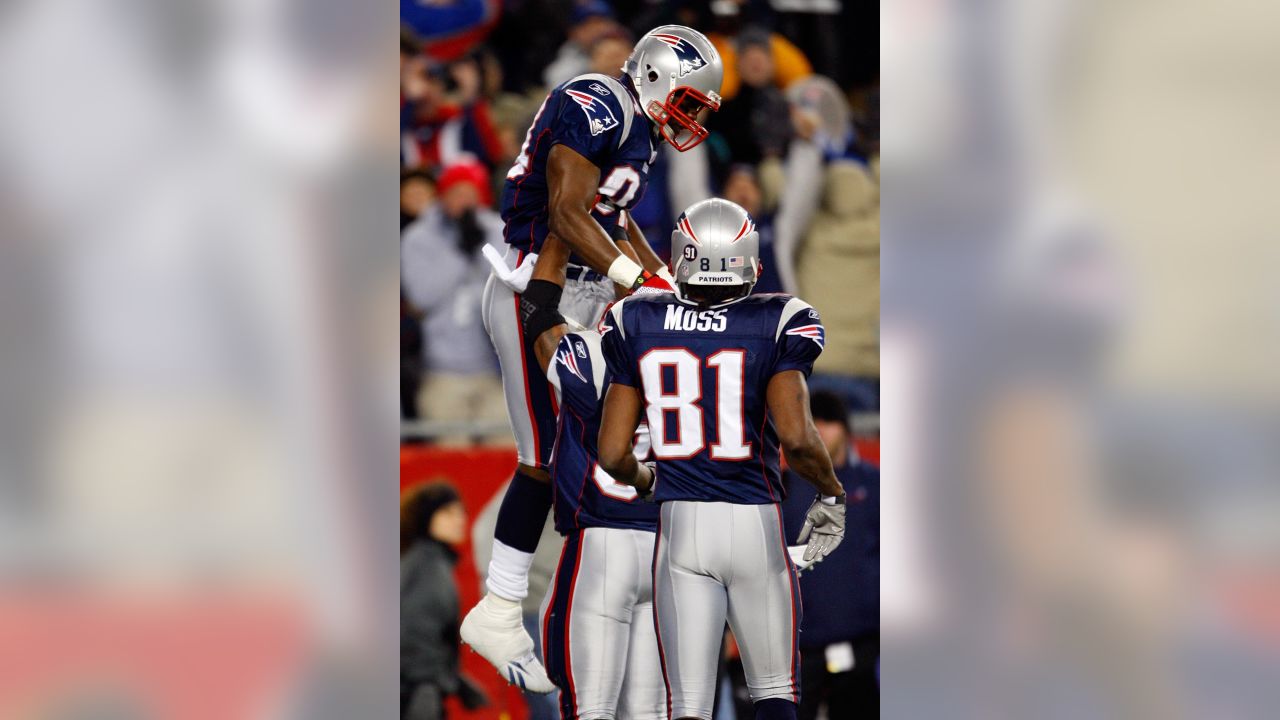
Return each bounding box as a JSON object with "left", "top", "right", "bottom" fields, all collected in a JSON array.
[
  {"left": 623, "top": 25, "right": 724, "bottom": 151},
  {"left": 670, "top": 198, "right": 760, "bottom": 303}
]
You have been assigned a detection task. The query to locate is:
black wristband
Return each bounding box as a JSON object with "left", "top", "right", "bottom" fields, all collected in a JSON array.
[
  {"left": 630, "top": 269, "right": 653, "bottom": 291},
  {"left": 519, "top": 279, "right": 563, "bottom": 330},
  {"left": 523, "top": 306, "right": 565, "bottom": 342},
  {"left": 522, "top": 279, "right": 562, "bottom": 312}
]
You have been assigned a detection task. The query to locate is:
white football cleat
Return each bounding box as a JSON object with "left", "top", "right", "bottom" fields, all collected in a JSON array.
[{"left": 460, "top": 593, "right": 556, "bottom": 694}]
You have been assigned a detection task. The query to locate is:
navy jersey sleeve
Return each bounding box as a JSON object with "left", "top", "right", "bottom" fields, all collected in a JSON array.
[
  {"left": 550, "top": 79, "right": 628, "bottom": 164},
  {"left": 549, "top": 332, "right": 603, "bottom": 417},
  {"left": 599, "top": 301, "right": 639, "bottom": 387},
  {"left": 773, "top": 298, "right": 826, "bottom": 377}
]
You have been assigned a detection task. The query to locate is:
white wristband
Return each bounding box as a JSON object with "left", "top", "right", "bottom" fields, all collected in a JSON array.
[
  {"left": 820, "top": 494, "right": 842, "bottom": 505},
  {"left": 606, "top": 254, "right": 645, "bottom": 288}
]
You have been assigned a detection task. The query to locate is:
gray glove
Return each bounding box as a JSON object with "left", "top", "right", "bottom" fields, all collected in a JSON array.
[{"left": 796, "top": 495, "right": 846, "bottom": 564}]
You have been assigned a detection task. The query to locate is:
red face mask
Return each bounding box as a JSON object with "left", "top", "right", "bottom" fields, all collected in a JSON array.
[{"left": 648, "top": 86, "right": 721, "bottom": 151}]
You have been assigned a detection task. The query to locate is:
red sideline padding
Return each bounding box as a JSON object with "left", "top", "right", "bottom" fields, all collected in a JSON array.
[{"left": 399, "top": 438, "right": 879, "bottom": 719}]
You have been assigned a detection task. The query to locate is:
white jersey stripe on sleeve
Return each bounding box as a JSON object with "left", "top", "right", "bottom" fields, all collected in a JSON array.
[
  {"left": 605, "top": 299, "right": 628, "bottom": 340},
  {"left": 775, "top": 297, "right": 816, "bottom": 340}
]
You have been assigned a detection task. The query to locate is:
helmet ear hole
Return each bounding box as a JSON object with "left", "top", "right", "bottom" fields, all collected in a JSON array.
[{"left": 647, "top": 68, "right": 659, "bottom": 82}]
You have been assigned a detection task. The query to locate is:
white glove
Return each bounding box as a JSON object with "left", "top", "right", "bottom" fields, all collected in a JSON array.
[
  {"left": 796, "top": 495, "right": 846, "bottom": 564},
  {"left": 482, "top": 244, "right": 537, "bottom": 294}
]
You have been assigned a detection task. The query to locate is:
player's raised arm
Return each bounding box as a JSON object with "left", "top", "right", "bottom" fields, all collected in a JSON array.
[
  {"left": 525, "top": 236, "right": 570, "bottom": 374},
  {"left": 619, "top": 211, "right": 675, "bottom": 282},
  {"left": 546, "top": 145, "right": 661, "bottom": 291},
  {"left": 531, "top": 320, "right": 568, "bottom": 376}
]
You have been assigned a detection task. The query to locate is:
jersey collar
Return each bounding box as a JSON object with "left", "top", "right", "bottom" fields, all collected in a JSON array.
[{"left": 672, "top": 290, "right": 753, "bottom": 310}]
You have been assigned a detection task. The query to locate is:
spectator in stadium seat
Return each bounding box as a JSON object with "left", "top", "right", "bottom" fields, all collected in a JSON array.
[
  {"left": 401, "top": 162, "right": 511, "bottom": 444},
  {"left": 707, "top": 6, "right": 813, "bottom": 101},
  {"left": 792, "top": 157, "right": 879, "bottom": 410},
  {"left": 780, "top": 392, "right": 879, "bottom": 720},
  {"left": 705, "top": 29, "right": 795, "bottom": 166},
  {"left": 402, "top": 56, "right": 505, "bottom": 172},
  {"left": 542, "top": 0, "right": 626, "bottom": 89},
  {"left": 401, "top": 482, "right": 489, "bottom": 720},
  {"left": 587, "top": 28, "right": 635, "bottom": 77},
  {"left": 720, "top": 164, "right": 784, "bottom": 294},
  {"left": 401, "top": 168, "right": 436, "bottom": 230},
  {"left": 769, "top": 78, "right": 879, "bottom": 410}
]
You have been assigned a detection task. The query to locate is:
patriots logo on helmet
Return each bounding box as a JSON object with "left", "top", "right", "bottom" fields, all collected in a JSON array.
[
  {"left": 565, "top": 89, "right": 619, "bottom": 136},
  {"left": 729, "top": 216, "right": 756, "bottom": 243},
  {"left": 676, "top": 213, "right": 701, "bottom": 244},
  {"left": 785, "top": 324, "right": 825, "bottom": 348},
  {"left": 653, "top": 33, "right": 706, "bottom": 78}
]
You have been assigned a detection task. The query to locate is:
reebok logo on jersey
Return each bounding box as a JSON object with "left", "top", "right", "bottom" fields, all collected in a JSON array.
[
  {"left": 565, "top": 89, "right": 619, "bottom": 136},
  {"left": 653, "top": 33, "right": 707, "bottom": 78},
  {"left": 786, "top": 324, "right": 825, "bottom": 348},
  {"left": 664, "top": 304, "right": 727, "bottom": 332},
  {"left": 589, "top": 82, "right": 611, "bottom": 96}
]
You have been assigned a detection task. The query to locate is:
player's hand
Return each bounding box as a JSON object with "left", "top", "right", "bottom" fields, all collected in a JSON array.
[
  {"left": 482, "top": 245, "right": 536, "bottom": 293},
  {"left": 796, "top": 494, "right": 846, "bottom": 564},
  {"left": 636, "top": 462, "right": 657, "bottom": 500},
  {"left": 633, "top": 271, "right": 674, "bottom": 296}
]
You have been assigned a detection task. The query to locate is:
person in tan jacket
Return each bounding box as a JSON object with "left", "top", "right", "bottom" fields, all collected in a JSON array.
[
  {"left": 795, "top": 160, "right": 879, "bottom": 387},
  {"left": 768, "top": 78, "right": 879, "bottom": 409}
]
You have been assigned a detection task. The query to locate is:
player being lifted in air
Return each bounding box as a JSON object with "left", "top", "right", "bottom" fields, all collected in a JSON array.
[
  {"left": 597, "top": 199, "right": 848, "bottom": 720},
  {"left": 487, "top": 237, "right": 667, "bottom": 718},
  {"left": 463, "top": 26, "right": 724, "bottom": 691}
]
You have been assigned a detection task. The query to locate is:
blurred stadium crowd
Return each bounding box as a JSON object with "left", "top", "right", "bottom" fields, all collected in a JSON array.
[{"left": 400, "top": 0, "right": 880, "bottom": 439}]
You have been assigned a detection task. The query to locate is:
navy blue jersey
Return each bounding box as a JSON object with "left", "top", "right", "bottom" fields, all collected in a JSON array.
[
  {"left": 599, "top": 293, "right": 826, "bottom": 505},
  {"left": 547, "top": 330, "right": 659, "bottom": 533},
  {"left": 501, "top": 74, "right": 657, "bottom": 256}
]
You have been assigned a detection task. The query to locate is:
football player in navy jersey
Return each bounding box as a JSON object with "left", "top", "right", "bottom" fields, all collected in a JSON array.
[
  {"left": 463, "top": 27, "right": 724, "bottom": 692},
  {"left": 528, "top": 248, "right": 668, "bottom": 720},
  {"left": 597, "top": 199, "right": 848, "bottom": 720}
]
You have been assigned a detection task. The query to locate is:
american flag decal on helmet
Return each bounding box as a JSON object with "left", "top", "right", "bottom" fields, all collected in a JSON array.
[
  {"left": 565, "top": 89, "right": 619, "bottom": 136},
  {"left": 557, "top": 346, "right": 588, "bottom": 383},
  {"left": 785, "top": 324, "right": 825, "bottom": 348},
  {"left": 653, "top": 33, "right": 707, "bottom": 78}
]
